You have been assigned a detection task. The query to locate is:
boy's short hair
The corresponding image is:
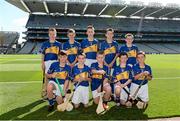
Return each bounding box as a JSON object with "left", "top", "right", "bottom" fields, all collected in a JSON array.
[
  {"left": 67, "top": 29, "right": 75, "bottom": 34},
  {"left": 119, "top": 52, "right": 128, "bottom": 58},
  {"left": 48, "top": 27, "right": 57, "bottom": 33},
  {"left": 137, "top": 51, "right": 146, "bottom": 57},
  {"left": 125, "top": 33, "right": 134, "bottom": 39},
  {"left": 97, "top": 51, "right": 104, "bottom": 56},
  {"left": 106, "top": 28, "right": 114, "bottom": 33},
  {"left": 87, "top": 25, "right": 95, "bottom": 31},
  {"left": 78, "top": 51, "right": 86, "bottom": 58},
  {"left": 58, "top": 50, "right": 67, "bottom": 56}
]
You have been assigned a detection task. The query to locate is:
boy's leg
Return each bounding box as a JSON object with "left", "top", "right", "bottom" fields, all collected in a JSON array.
[
  {"left": 92, "top": 86, "right": 101, "bottom": 104},
  {"left": 136, "top": 84, "right": 149, "bottom": 109},
  {"left": 47, "top": 81, "right": 56, "bottom": 111},
  {"left": 72, "top": 86, "right": 81, "bottom": 108},
  {"left": 114, "top": 82, "right": 121, "bottom": 106},
  {"left": 82, "top": 86, "right": 89, "bottom": 108}
]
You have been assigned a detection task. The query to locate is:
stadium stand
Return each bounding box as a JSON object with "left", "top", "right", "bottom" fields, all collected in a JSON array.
[
  {"left": 0, "top": 31, "right": 19, "bottom": 54},
  {"left": 5, "top": 0, "right": 180, "bottom": 54}
]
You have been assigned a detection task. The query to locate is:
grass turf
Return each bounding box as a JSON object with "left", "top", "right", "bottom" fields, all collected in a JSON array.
[{"left": 0, "top": 54, "right": 180, "bottom": 120}]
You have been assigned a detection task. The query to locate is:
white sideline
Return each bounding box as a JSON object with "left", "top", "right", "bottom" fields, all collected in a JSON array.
[{"left": 0, "top": 77, "right": 180, "bottom": 84}]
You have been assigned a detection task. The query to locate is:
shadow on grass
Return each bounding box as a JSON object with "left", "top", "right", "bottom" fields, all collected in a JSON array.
[
  {"left": 1, "top": 100, "right": 179, "bottom": 120},
  {"left": 0, "top": 99, "right": 45, "bottom": 120},
  {"left": 0, "top": 99, "right": 148, "bottom": 120}
]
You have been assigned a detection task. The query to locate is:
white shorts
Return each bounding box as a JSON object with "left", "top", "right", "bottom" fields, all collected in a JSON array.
[
  {"left": 44, "top": 60, "right": 57, "bottom": 74},
  {"left": 49, "top": 81, "right": 64, "bottom": 96},
  {"left": 115, "top": 84, "right": 130, "bottom": 101},
  {"left": 92, "top": 89, "right": 100, "bottom": 99},
  {"left": 130, "top": 83, "right": 149, "bottom": 102},
  {"left": 92, "top": 83, "right": 110, "bottom": 99},
  {"left": 85, "top": 59, "right": 97, "bottom": 67},
  {"left": 72, "top": 86, "right": 89, "bottom": 105}
]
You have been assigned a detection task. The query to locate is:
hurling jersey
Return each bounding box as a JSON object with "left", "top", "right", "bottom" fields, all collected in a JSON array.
[
  {"left": 132, "top": 63, "right": 152, "bottom": 85},
  {"left": 112, "top": 65, "right": 133, "bottom": 87},
  {"left": 81, "top": 38, "right": 98, "bottom": 59},
  {"left": 100, "top": 40, "right": 119, "bottom": 68},
  {"left": 40, "top": 40, "right": 61, "bottom": 61},
  {"left": 72, "top": 65, "right": 91, "bottom": 87},
  {"left": 119, "top": 44, "right": 138, "bottom": 66},
  {"left": 62, "top": 40, "right": 81, "bottom": 64},
  {"left": 47, "top": 62, "right": 71, "bottom": 85},
  {"left": 90, "top": 62, "right": 109, "bottom": 91}
]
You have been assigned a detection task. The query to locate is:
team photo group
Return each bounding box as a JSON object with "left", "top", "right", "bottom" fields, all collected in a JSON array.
[{"left": 40, "top": 26, "right": 152, "bottom": 114}]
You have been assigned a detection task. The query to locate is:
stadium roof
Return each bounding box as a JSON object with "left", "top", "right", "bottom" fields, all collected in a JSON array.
[{"left": 6, "top": 0, "right": 180, "bottom": 19}]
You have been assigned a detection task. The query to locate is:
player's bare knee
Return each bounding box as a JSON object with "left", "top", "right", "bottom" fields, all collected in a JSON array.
[
  {"left": 115, "top": 88, "right": 121, "bottom": 95},
  {"left": 56, "top": 96, "right": 63, "bottom": 104}
]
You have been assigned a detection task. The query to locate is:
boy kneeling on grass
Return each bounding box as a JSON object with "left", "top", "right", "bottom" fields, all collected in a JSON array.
[
  {"left": 46, "top": 51, "right": 71, "bottom": 111},
  {"left": 112, "top": 52, "right": 132, "bottom": 107},
  {"left": 91, "top": 51, "right": 112, "bottom": 109},
  {"left": 71, "top": 52, "right": 91, "bottom": 108},
  {"left": 130, "top": 51, "right": 152, "bottom": 109}
]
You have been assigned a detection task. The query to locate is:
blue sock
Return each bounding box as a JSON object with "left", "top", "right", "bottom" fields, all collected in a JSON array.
[{"left": 48, "top": 98, "right": 54, "bottom": 106}]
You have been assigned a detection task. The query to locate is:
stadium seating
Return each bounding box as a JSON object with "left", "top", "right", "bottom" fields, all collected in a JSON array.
[
  {"left": 18, "top": 41, "right": 35, "bottom": 54},
  {"left": 0, "top": 31, "right": 19, "bottom": 54},
  {"left": 14, "top": 14, "right": 180, "bottom": 54}
]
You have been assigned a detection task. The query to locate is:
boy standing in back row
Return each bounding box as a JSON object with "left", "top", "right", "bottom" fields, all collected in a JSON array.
[
  {"left": 81, "top": 25, "right": 98, "bottom": 67},
  {"left": 119, "top": 33, "right": 139, "bottom": 67},
  {"left": 62, "top": 29, "right": 81, "bottom": 68},
  {"left": 40, "top": 28, "right": 62, "bottom": 99}
]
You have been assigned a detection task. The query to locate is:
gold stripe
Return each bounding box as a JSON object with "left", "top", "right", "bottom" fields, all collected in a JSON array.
[
  {"left": 55, "top": 71, "right": 68, "bottom": 80},
  {"left": 45, "top": 46, "right": 59, "bottom": 54},
  {"left": 127, "top": 50, "right": 137, "bottom": 57},
  {"left": 92, "top": 74, "right": 103, "bottom": 79},
  {"left": 83, "top": 44, "right": 98, "bottom": 53},
  {"left": 104, "top": 46, "right": 116, "bottom": 55},
  {"left": 116, "top": 71, "right": 129, "bottom": 80},
  {"left": 75, "top": 72, "right": 88, "bottom": 80},
  {"left": 66, "top": 47, "right": 78, "bottom": 55}
]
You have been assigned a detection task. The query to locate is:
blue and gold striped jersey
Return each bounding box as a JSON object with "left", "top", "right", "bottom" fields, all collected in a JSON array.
[{"left": 40, "top": 40, "right": 61, "bottom": 61}]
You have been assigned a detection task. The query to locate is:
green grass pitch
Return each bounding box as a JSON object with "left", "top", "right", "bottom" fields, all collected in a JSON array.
[{"left": 0, "top": 54, "right": 180, "bottom": 120}]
